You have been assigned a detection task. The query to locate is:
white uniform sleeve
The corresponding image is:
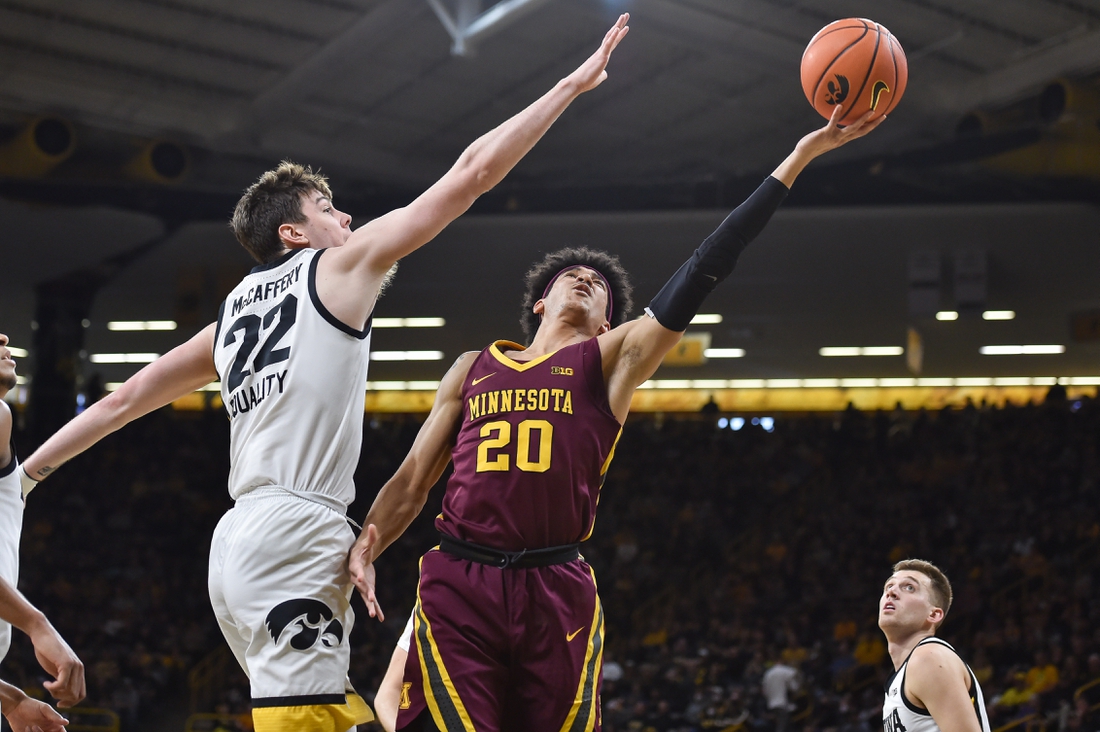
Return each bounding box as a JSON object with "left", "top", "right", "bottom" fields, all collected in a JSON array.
[{"left": 397, "top": 611, "right": 414, "bottom": 652}]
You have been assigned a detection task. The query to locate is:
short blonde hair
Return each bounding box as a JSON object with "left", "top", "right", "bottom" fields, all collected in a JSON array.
[{"left": 893, "top": 558, "right": 953, "bottom": 629}]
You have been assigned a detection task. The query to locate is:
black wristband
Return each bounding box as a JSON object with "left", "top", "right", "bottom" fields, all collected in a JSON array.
[{"left": 647, "top": 176, "right": 789, "bottom": 331}]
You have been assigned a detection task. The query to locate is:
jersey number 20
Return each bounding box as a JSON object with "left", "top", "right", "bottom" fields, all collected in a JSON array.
[
  {"left": 223, "top": 295, "right": 298, "bottom": 392},
  {"left": 476, "top": 419, "right": 553, "bottom": 473}
]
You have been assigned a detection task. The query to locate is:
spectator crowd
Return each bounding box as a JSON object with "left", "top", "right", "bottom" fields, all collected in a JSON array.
[{"left": 3, "top": 390, "right": 1098, "bottom": 731}]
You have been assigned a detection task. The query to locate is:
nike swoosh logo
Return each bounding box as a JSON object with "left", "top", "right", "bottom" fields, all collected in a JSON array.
[
  {"left": 871, "top": 80, "right": 890, "bottom": 111},
  {"left": 471, "top": 373, "right": 497, "bottom": 386},
  {"left": 566, "top": 626, "right": 585, "bottom": 642},
  {"left": 703, "top": 274, "right": 717, "bottom": 281}
]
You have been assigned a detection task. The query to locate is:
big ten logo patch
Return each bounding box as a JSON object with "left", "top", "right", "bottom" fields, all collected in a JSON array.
[{"left": 550, "top": 366, "right": 574, "bottom": 376}]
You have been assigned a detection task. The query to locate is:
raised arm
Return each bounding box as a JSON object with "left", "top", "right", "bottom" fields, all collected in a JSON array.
[
  {"left": 0, "top": 577, "right": 84, "bottom": 707},
  {"left": 346, "top": 352, "right": 475, "bottom": 617},
  {"left": 317, "top": 15, "right": 630, "bottom": 326},
  {"left": 598, "top": 105, "right": 885, "bottom": 420},
  {"left": 20, "top": 323, "right": 218, "bottom": 492}
]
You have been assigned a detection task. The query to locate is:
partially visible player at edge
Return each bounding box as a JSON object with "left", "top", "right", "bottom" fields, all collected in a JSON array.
[
  {"left": 880, "top": 559, "right": 991, "bottom": 732},
  {"left": 348, "top": 104, "right": 884, "bottom": 731},
  {"left": 0, "top": 333, "right": 85, "bottom": 732},
  {"left": 16, "top": 16, "right": 631, "bottom": 732}
]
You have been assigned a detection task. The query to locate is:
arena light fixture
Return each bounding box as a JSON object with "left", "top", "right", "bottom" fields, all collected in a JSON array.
[
  {"left": 819, "top": 347, "right": 903, "bottom": 357},
  {"left": 90, "top": 353, "right": 160, "bottom": 363},
  {"left": 372, "top": 317, "right": 446, "bottom": 328},
  {"left": 365, "top": 381, "right": 442, "bottom": 391},
  {"left": 369, "top": 351, "right": 445, "bottom": 361},
  {"left": 704, "top": 348, "right": 745, "bottom": 358},
  {"left": 107, "top": 321, "right": 178, "bottom": 331},
  {"left": 979, "top": 345, "right": 1064, "bottom": 355},
  {"left": 982, "top": 310, "right": 1016, "bottom": 320},
  {"left": 6, "top": 347, "right": 27, "bottom": 358},
  {"left": 690, "top": 314, "right": 723, "bottom": 325},
  {"left": 935, "top": 311, "right": 958, "bottom": 321}
]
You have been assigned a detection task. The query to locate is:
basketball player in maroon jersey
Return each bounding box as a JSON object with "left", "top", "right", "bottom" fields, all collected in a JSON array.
[{"left": 349, "top": 103, "right": 884, "bottom": 731}]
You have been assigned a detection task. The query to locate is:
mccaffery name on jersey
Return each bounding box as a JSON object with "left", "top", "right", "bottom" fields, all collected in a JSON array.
[{"left": 230, "top": 262, "right": 303, "bottom": 317}]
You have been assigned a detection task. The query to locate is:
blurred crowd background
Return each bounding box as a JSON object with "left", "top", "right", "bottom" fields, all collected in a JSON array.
[{"left": 4, "top": 389, "right": 1099, "bottom": 731}]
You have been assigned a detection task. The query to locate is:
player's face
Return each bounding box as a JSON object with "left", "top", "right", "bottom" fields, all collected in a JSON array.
[
  {"left": 878, "top": 571, "right": 940, "bottom": 634},
  {"left": 299, "top": 193, "right": 352, "bottom": 249},
  {"left": 0, "top": 333, "right": 17, "bottom": 394},
  {"left": 539, "top": 267, "right": 610, "bottom": 334}
]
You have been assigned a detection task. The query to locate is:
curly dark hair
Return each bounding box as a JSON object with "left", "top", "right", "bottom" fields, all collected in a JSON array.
[{"left": 520, "top": 247, "right": 634, "bottom": 344}]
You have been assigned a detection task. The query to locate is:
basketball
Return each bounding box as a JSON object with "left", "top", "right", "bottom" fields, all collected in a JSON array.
[{"left": 800, "top": 18, "right": 908, "bottom": 125}]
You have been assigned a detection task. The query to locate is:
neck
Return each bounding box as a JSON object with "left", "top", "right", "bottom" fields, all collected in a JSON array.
[
  {"left": 886, "top": 629, "right": 935, "bottom": 670},
  {"left": 521, "top": 318, "right": 599, "bottom": 358}
]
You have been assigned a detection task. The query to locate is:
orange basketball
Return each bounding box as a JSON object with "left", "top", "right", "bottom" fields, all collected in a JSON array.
[{"left": 800, "top": 18, "right": 907, "bottom": 126}]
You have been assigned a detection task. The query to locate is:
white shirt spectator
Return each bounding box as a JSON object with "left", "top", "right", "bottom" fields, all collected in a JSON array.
[{"left": 762, "top": 662, "right": 799, "bottom": 710}]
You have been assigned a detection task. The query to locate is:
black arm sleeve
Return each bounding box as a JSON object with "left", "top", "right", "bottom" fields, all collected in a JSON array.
[{"left": 647, "top": 176, "right": 789, "bottom": 331}]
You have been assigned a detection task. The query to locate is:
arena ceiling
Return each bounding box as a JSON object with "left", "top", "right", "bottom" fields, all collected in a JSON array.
[{"left": 2, "top": 0, "right": 1100, "bottom": 397}]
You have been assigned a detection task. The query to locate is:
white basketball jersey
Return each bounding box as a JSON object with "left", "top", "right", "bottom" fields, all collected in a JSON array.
[
  {"left": 883, "top": 637, "right": 990, "bottom": 732},
  {"left": 214, "top": 248, "right": 372, "bottom": 508},
  {"left": 0, "top": 441, "right": 24, "bottom": 662}
]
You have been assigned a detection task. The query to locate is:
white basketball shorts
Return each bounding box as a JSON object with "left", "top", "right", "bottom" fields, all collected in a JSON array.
[{"left": 208, "top": 488, "right": 373, "bottom": 732}]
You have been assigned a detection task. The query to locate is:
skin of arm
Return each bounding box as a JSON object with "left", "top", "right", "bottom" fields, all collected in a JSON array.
[
  {"left": 0, "top": 401, "right": 11, "bottom": 469},
  {"left": 314, "top": 16, "right": 631, "bottom": 331},
  {"left": 904, "top": 643, "right": 983, "bottom": 732},
  {"left": 0, "top": 577, "right": 84, "bottom": 707},
  {"left": 375, "top": 644, "right": 409, "bottom": 732},
  {"left": 22, "top": 324, "right": 218, "bottom": 480},
  {"left": 597, "top": 104, "right": 886, "bottom": 421},
  {"left": 0, "top": 679, "right": 69, "bottom": 732},
  {"left": 347, "top": 352, "right": 476, "bottom": 616}
]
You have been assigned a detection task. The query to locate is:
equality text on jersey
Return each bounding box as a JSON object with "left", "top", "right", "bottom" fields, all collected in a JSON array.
[
  {"left": 227, "top": 370, "right": 288, "bottom": 419},
  {"left": 231, "top": 263, "right": 303, "bottom": 317}
]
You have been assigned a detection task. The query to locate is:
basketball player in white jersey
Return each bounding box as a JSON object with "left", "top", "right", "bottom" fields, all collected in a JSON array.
[
  {"left": 0, "top": 333, "right": 85, "bottom": 731},
  {"left": 16, "top": 16, "right": 631, "bottom": 732},
  {"left": 880, "top": 559, "right": 991, "bottom": 732}
]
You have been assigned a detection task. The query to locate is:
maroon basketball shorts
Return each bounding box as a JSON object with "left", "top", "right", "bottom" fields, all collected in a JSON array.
[{"left": 396, "top": 548, "right": 604, "bottom": 732}]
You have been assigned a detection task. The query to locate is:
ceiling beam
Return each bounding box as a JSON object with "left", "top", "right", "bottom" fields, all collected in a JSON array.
[
  {"left": 938, "top": 26, "right": 1100, "bottom": 113},
  {"left": 425, "top": 0, "right": 556, "bottom": 57}
]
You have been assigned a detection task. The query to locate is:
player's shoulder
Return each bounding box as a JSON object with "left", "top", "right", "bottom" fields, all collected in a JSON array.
[
  {"left": 907, "top": 638, "right": 967, "bottom": 676},
  {"left": 442, "top": 351, "right": 481, "bottom": 386}
]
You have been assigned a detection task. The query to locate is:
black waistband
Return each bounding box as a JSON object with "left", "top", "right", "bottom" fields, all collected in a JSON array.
[{"left": 438, "top": 534, "right": 580, "bottom": 569}]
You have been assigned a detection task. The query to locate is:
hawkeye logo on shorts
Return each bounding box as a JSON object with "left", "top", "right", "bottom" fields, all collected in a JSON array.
[
  {"left": 265, "top": 599, "right": 344, "bottom": 650},
  {"left": 550, "top": 366, "right": 574, "bottom": 376}
]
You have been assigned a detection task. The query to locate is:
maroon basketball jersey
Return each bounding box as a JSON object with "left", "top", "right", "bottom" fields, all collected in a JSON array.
[{"left": 438, "top": 338, "right": 623, "bottom": 551}]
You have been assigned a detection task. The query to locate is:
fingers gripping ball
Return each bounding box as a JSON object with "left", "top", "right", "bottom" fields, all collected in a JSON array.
[{"left": 801, "top": 18, "right": 907, "bottom": 125}]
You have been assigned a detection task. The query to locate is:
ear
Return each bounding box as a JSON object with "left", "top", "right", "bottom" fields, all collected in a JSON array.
[
  {"left": 278, "top": 222, "right": 310, "bottom": 250},
  {"left": 928, "top": 607, "right": 944, "bottom": 626},
  {"left": 597, "top": 320, "right": 611, "bottom": 335},
  {"left": 533, "top": 298, "right": 546, "bottom": 317}
]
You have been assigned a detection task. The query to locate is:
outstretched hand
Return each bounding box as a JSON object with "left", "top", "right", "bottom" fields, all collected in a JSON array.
[
  {"left": 795, "top": 105, "right": 887, "bottom": 159},
  {"left": 348, "top": 524, "right": 384, "bottom": 622},
  {"left": 565, "top": 14, "right": 630, "bottom": 93},
  {"left": 3, "top": 694, "right": 69, "bottom": 732},
  {"left": 771, "top": 104, "right": 887, "bottom": 187},
  {"left": 28, "top": 621, "right": 84, "bottom": 708}
]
